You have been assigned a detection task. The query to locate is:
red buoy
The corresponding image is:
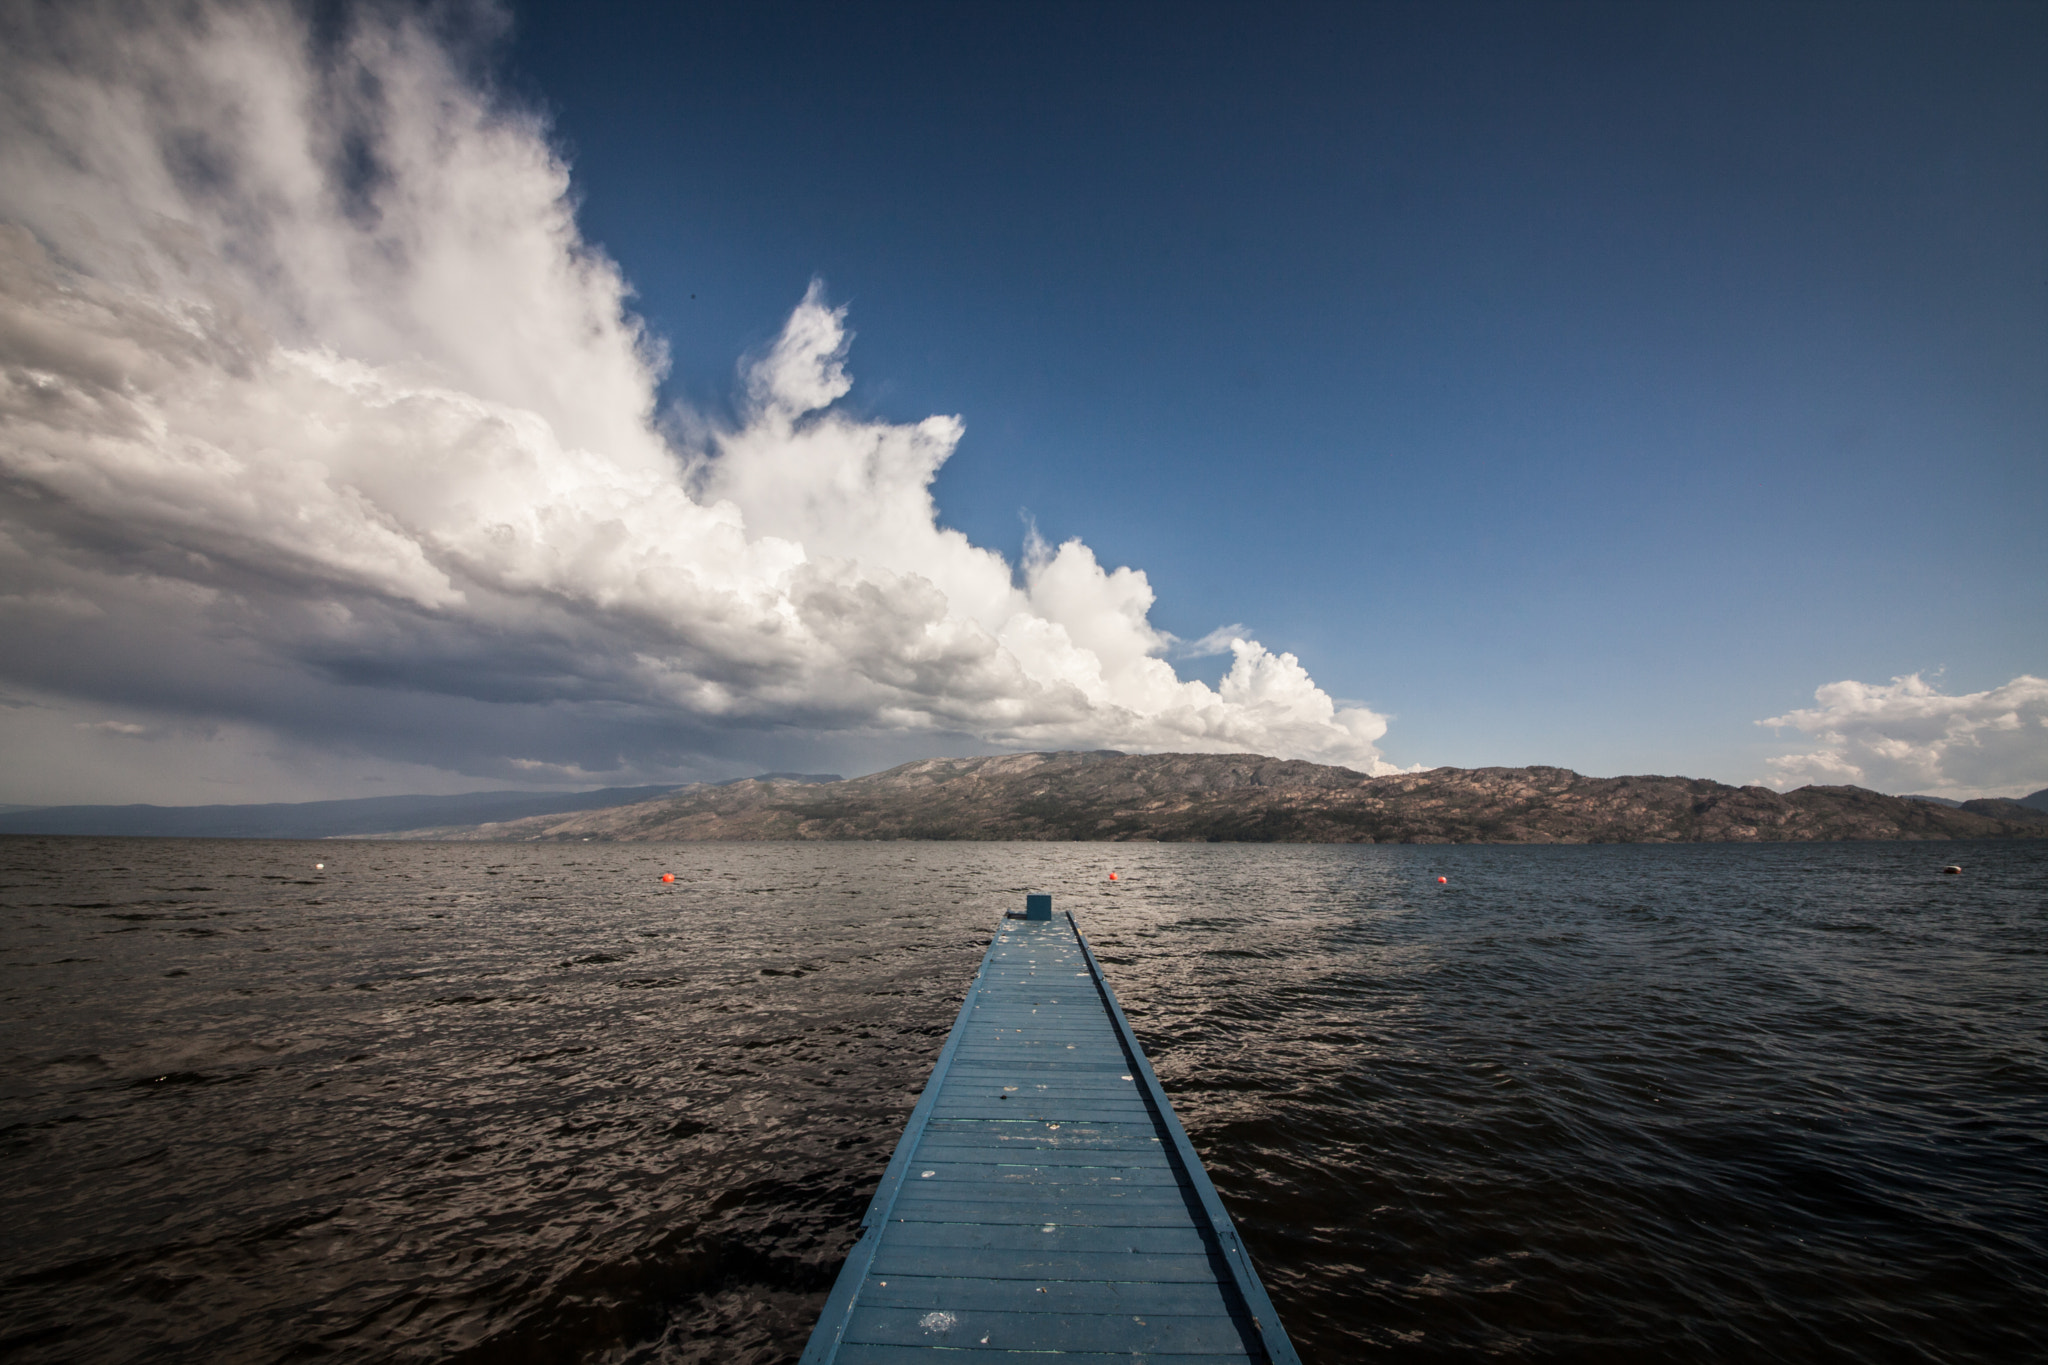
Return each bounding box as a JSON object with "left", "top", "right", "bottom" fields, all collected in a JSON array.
[
  {"left": 660, "top": 873, "right": 675, "bottom": 883},
  {"left": 1108, "top": 871, "right": 1118, "bottom": 881},
  {"left": 1437, "top": 876, "right": 1448, "bottom": 884}
]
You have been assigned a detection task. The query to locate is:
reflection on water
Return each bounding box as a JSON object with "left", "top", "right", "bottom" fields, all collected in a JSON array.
[{"left": 2, "top": 837, "right": 2042, "bottom": 1361}]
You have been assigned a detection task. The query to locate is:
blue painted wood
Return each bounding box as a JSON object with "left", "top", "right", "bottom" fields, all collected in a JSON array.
[
  {"left": 867, "top": 1246, "right": 1228, "bottom": 1283},
  {"left": 859, "top": 1274, "right": 1240, "bottom": 1315},
  {"left": 845, "top": 1304, "right": 1250, "bottom": 1352},
  {"left": 903, "top": 1161, "right": 1185, "bottom": 1186},
  {"left": 836, "top": 1348, "right": 1253, "bottom": 1365},
  {"left": 800, "top": 908, "right": 1301, "bottom": 1364},
  {"left": 887, "top": 1198, "right": 1201, "bottom": 1227}
]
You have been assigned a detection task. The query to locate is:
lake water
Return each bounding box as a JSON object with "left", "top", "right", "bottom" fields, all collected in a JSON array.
[{"left": 1, "top": 837, "right": 2042, "bottom": 1362}]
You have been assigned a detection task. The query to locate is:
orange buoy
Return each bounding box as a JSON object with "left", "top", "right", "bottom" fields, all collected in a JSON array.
[
  {"left": 660, "top": 873, "right": 675, "bottom": 883},
  {"left": 1437, "top": 876, "right": 1448, "bottom": 884}
]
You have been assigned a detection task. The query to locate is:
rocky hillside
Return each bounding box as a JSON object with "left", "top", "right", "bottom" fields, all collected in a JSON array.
[
  {"left": 1958, "top": 796, "right": 2048, "bottom": 826},
  {"left": 382, "top": 751, "right": 2048, "bottom": 844}
]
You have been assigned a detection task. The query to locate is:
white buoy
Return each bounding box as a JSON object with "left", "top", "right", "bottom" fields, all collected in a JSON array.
[{"left": 314, "top": 862, "right": 324, "bottom": 870}]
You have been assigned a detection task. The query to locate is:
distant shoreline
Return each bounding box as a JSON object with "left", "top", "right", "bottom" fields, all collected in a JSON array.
[{"left": 12, "top": 752, "right": 2036, "bottom": 845}]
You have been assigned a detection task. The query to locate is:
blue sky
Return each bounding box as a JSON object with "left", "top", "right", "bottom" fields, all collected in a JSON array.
[
  {"left": 0, "top": 0, "right": 2041, "bottom": 803},
  {"left": 506, "top": 0, "right": 2045, "bottom": 780}
]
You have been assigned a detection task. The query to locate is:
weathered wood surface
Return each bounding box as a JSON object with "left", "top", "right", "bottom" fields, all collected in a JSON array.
[{"left": 801, "top": 910, "right": 1300, "bottom": 1363}]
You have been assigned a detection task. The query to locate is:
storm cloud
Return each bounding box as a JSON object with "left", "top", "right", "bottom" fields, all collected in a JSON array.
[{"left": 0, "top": 0, "right": 1396, "bottom": 797}]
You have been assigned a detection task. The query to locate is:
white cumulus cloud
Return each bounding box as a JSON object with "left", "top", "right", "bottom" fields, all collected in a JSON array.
[
  {"left": 0, "top": 0, "right": 1398, "bottom": 791},
  {"left": 1758, "top": 673, "right": 2048, "bottom": 799}
]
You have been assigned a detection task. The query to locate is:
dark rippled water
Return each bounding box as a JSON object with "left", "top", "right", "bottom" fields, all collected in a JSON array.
[{"left": 2, "top": 837, "right": 2043, "bottom": 1362}]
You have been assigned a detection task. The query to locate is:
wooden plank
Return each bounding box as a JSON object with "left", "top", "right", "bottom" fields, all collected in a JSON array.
[
  {"left": 903, "top": 1148, "right": 1174, "bottom": 1171},
  {"left": 938, "top": 1074, "right": 1142, "bottom": 1089},
  {"left": 935, "top": 1113, "right": 1153, "bottom": 1125},
  {"left": 921, "top": 1118, "right": 1162, "bottom": 1134},
  {"left": 922, "top": 1116, "right": 1147, "bottom": 1131},
  {"left": 926, "top": 1128, "right": 1158, "bottom": 1144},
  {"left": 958, "top": 1021, "right": 1113, "bottom": 1029},
  {"left": 925, "top": 1118, "right": 1155, "bottom": 1129},
  {"left": 949, "top": 1054, "right": 1135, "bottom": 1068},
  {"left": 917, "top": 1128, "right": 1164, "bottom": 1148},
  {"left": 918, "top": 1123, "right": 1165, "bottom": 1143},
  {"left": 857, "top": 1274, "right": 1239, "bottom": 1316},
  {"left": 845, "top": 1304, "right": 1254, "bottom": 1353},
  {"left": 847, "top": 1277, "right": 1228, "bottom": 1317},
  {"left": 932, "top": 1088, "right": 1152, "bottom": 1104},
  {"left": 872, "top": 1221, "right": 1213, "bottom": 1255},
  {"left": 904, "top": 1161, "right": 1185, "bottom": 1187},
  {"left": 945, "top": 1064, "right": 1137, "bottom": 1077},
  {"left": 936, "top": 1097, "right": 1150, "bottom": 1111},
  {"left": 968, "top": 1006, "right": 1101, "bottom": 1014},
  {"left": 919, "top": 1122, "right": 1161, "bottom": 1138},
  {"left": 889, "top": 1198, "right": 1202, "bottom": 1228},
  {"left": 895, "top": 1194, "right": 1194, "bottom": 1217},
  {"left": 942, "top": 1051, "right": 1141, "bottom": 1066},
  {"left": 950, "top": 1055, "right": 1130, "bottom": 1064},
  {"left": 930, "top": 1100, "right": 1158, "bottom": 1121},
  {"left": 867, "top": 1245, "right": 1228, "bottom": 1284},
  {"left": 835, "top": 1348, "right": 1252, "bottom": 1365},
  {"left": 893, "top": 1184, "right": 1195, "bottom": 1209},
  {"left": 915, "top": 1132, "right": 1168, "bottom": 1153},
  {"left": 932, "top": 1093, "right": 1150, "bottom": 1107},
  {"left": 942, "top": 1089, "right": 1146, "bottom": 1099}
]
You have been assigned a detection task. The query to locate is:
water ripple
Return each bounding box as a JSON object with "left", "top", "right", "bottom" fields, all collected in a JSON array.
[{"left": 1, "top": 836, "right": 2042, "bottom": 1361}]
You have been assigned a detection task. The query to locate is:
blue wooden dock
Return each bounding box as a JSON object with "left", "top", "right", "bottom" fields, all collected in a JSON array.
[{"left": 801, "top": 898, "right": 1301, "bottom": 1363}]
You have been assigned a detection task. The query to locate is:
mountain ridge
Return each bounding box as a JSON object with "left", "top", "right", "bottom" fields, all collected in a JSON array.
[{"left": 373, "top": 752, "right": 2048, "bottom": 844}]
